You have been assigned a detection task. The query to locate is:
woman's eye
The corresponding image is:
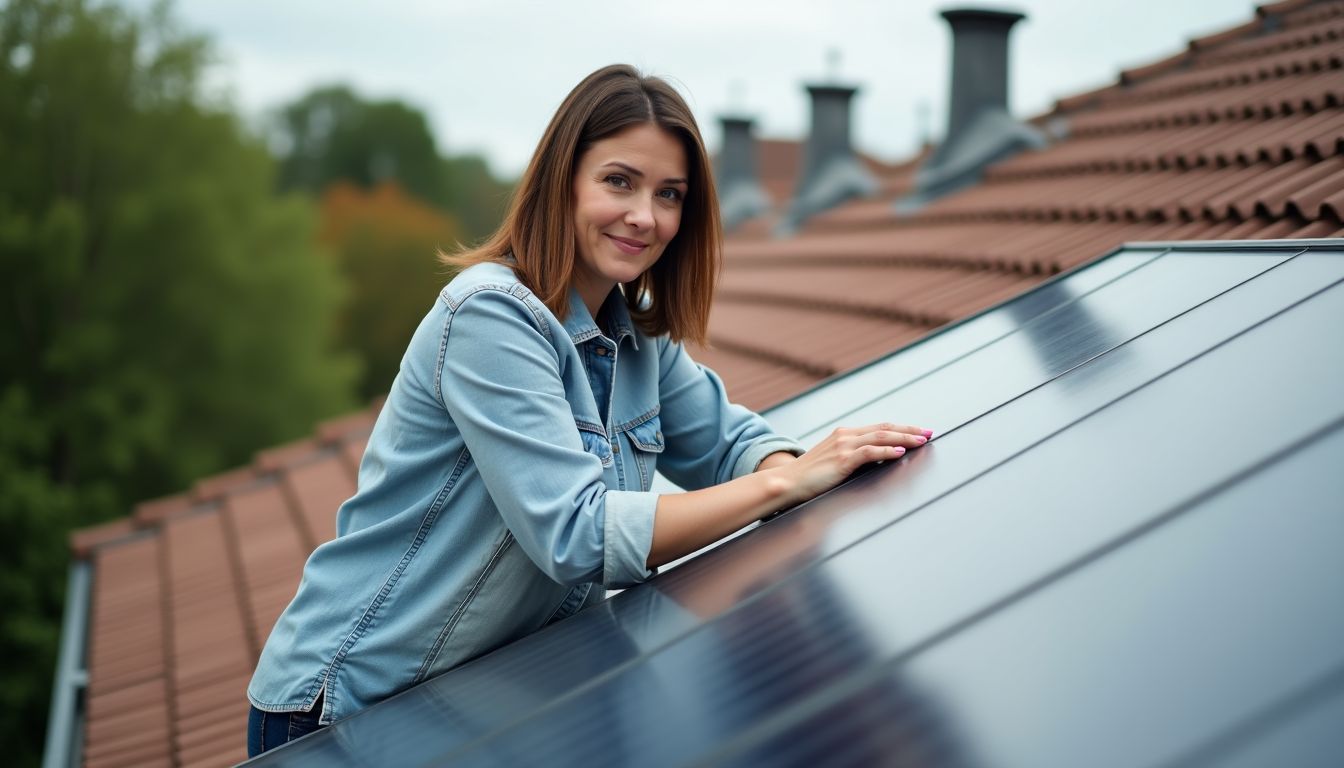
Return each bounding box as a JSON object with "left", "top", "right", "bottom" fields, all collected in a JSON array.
[
  {"left": 658, "top": 188, "right": 684, "bottom": 202},
  {"left": 604, "top": 174, "right": 631, "bottom": 189}
]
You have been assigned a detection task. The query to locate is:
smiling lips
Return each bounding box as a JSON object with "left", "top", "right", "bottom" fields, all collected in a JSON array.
[{"left": 605, "top": 233, "right": 648, "bottom": 254}]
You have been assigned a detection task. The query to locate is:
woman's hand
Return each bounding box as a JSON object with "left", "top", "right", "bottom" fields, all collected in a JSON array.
[
  {"left": 774, "top": 422, "right": 932, "bottom": 507},
  {"left": 648, "top": 421, "right": 932, "bottom": 570}
]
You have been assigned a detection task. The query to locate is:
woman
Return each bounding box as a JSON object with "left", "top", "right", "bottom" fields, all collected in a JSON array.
[{"left": 246, "top": 64, "right": 930, "bottom": 756}]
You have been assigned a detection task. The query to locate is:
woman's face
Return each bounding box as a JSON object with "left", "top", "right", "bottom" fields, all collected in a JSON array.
[{"left": 571, "top": 122, "right": 688, "bottom": 312}]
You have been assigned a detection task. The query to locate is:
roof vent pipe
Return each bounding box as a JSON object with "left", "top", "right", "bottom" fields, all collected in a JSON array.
[
  {"left": 714, "top": 115, "right": 771, "bottom": 233},
  {"left": 778, "top": 83, "right": 877, "bottom": 235},
  {"left": 901, "top": 8, "right": 1046, "bottom": 210}
]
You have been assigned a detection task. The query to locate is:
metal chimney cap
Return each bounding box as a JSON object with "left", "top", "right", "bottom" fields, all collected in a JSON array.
[
  {"left": 940, "top": 7, "right": 1027, "bottom": 25},
  {"left": 803, "top": 83, "right": 862, "bottom": 98}
]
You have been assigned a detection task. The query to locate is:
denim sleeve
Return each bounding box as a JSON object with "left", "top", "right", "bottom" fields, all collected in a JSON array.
[
  {"left": 653, "top": 337, "right": 805, "bottom": 491},
  {"left": 439, "top": 289, "right": 656, "bottom": 589}
]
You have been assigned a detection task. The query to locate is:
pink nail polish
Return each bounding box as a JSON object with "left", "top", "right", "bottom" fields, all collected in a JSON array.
[
  {"left": 893, "top": 446, "right": 905, "bottom": 454},
  {"left": 921, "top": 429, "right": 934, "bottom": 438},
  {"left": 915, "top": 436, "right": 927, "bottom": 444}
]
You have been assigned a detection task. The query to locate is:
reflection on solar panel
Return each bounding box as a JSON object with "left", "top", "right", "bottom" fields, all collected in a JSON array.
[{"left": 244, "top": 240, "right": 1344, "bottom": 768}]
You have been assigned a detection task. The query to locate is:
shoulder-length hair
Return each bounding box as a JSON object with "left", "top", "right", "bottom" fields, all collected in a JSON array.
[{"left": 442, "top": 64, "right": 721, "bottom": 344}]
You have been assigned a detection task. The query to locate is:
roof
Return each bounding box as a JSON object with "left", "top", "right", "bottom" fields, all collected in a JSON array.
[
  {"left": 695, "top": 0, "right": 1344, "bottom": 410},
  {"left": 66, "top": 412, "right": 373, "bottom": 767},
  {"left": 53, "top": 2, "right": 1344, "bottom": 765},
  {"left": 244, "top": 238, "right": 1344, "bottom": 766},
  {"left": 739, "top": 138, "right": 919, "bottom": 220}
]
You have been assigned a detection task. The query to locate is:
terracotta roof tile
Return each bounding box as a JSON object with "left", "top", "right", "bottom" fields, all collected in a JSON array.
[
  {"left": 133, "top": 494, "right": 193, "bottom": 527},
  {"left": 282, "top": 452, "right": 356, "bottom": 547},
  {"left": 253, "top": 437, "right": 321, "bottom": 474},
  {"left": 70, "top": 518, "right": 141, "bottom": 559},
  {"left": 66, "top": 3, "right": 1344, "bottom": 764},
  {"left": 83, "top": 539, "right": 171, "bottom": 767},
  {"left": 190, "top": 465, "right": 258, "bottom": 503}
]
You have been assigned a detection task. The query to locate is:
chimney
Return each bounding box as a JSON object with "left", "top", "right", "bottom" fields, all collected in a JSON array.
[
  {"left": 901, "top": 8, "right": 1046, "bottom": 210},
  {"left": 714, "top": 115, "right": 771, "bottom": 232},
  {"left": 778, "top": 83, "right": 877, "bottom": 235}
]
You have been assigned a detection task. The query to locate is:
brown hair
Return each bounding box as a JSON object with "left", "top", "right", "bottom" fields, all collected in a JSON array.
[{"left": 442, "top": 64, "right": 721, "bottom": 344}]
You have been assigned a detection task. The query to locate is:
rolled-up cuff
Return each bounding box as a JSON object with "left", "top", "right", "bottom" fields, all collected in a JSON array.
[
  {"left": 602, "top": 490, "right": 659, "bottom": 589},
  {"left": 732, "top": 436, "right": 806, "bottom": 481}
]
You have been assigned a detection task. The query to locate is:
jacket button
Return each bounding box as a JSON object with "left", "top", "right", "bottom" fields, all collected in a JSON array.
[{"left": 595, "top": 347, "right": 608, "bottom": 356}]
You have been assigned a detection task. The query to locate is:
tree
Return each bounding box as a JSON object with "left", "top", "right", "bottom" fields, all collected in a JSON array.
[
  {"left": 271, "top": 85, "right": 514, "bottom": 244},
  {"left": 319, "top": 181, "right": 462, "bottom": 399},
  {"left": 0, "top": 1, "right": 359, "bottom": 763},
  {"left": 274, "top": 85, "right": 448, "bottom": 210},
  {"left": 441, "top": 152, "right": 514, "bottom": 246}
]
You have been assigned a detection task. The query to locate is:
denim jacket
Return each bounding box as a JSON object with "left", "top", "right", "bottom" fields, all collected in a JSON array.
[{"left": 247, "top": 261, "right": 803, "bottom": 723}]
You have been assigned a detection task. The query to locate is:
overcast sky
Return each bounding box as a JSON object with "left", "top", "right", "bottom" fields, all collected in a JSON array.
[{"left": 140, "top": 0, "right": 1257, "bottom": 177}]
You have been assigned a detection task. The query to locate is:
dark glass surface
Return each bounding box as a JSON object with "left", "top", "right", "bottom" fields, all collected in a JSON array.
[
  {"left": 1197, "top": 670, "right": 1344, "bottom": 768},
  {"left": 243, "top": 246, "right": 1344, "bottom": 767},
  {"left": 718, "top": 423, "right": 1344, "bottom": 768}
]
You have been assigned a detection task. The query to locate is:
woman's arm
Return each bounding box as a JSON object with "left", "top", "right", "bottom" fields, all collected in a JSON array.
[
  {"left": 755, "top": 451, "right": 798, "bottom": 472},
  {"left": 647, "top": 422, "right": 929, "bottom": 568}
]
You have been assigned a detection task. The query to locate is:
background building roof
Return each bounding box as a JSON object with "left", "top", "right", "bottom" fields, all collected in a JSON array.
[{"left": 693, "top": 0, "right": 1344, "bottom": 410}]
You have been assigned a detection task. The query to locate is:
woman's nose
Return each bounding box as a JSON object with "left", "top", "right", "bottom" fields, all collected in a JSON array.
[{"left": 624, "top": 198, "right": 654, "bottom": 230}]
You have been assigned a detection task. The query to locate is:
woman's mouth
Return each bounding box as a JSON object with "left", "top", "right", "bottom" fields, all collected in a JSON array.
[{"left": 605, "top": 234, "right": 648, "bottom": 255}]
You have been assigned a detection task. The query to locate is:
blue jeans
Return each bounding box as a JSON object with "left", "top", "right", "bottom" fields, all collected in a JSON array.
[{"left": 247, "top": 694, "right": 326, "bottom": 757}]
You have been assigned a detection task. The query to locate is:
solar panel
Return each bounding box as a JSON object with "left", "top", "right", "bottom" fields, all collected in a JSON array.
[{"left": 244, "top": 241, "right": 1344, "bottom": 767}]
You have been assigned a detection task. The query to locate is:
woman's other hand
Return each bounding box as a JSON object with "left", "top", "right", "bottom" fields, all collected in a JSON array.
[{"left": 776, "top": 423, "right": 932, "bottom": 506}]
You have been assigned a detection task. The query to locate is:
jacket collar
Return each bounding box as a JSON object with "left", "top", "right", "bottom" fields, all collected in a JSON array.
[{"left": 563, "top": 286, "right": 639, "bottom": 351}]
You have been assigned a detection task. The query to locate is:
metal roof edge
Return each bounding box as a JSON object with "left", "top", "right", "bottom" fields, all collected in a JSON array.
[
  {"left": 1118, "top": 237, "right": 1344, "bottom": 251},
  {"left": 42, "top": 560, "right": 90, "bottom": 768}
]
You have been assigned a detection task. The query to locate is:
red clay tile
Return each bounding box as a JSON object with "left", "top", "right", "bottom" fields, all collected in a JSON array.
[
  {"left": 70, "top": 518, "right": 140, "bottom": 558},
  {"left": 340, "top": 437, "right": 368, "bottom": 478},
  {"left": 223, "top": 481, "right": 313, "bottom": 643},
  {"left": 253, "top": 437, "right": 321, "bottom": 474},
  {"left": 133, "top": 494, "right": 194, "bottom": 527},
  {"left": 1288, "top": 218, "right": 1343, "bottom": 237},
  {"left": 316, "top": 406, "right": 378, "bottom": 444},
  {"left": 1285, "top": 155, "right": 1344, "bottom": 217},
  {"left": 283, "top": 453, "right": 356, "bottom": 547},
  {"left": 191, "top": 465, "right": 258, "bottom": 503}
]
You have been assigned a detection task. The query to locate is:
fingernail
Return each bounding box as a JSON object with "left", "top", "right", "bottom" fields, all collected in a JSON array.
[
  {"left": 921, "top": 429, "right": 934, "bottom": 438},
  {"left": 893, "top": 446, "right": 906, "bottom": 455},
  {"left": 915, "top": 436, "right": 927, "bottom": 444}
]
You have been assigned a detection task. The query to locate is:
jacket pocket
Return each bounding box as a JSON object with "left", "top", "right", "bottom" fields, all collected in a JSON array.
[
  {"left": 622, "top": 415, "right": 664, "bottom": 490},
  {"left": 626, "top": 417, "right": 665, "bottom": 454},
  {"left": 576, "top": 421, "right": 613, "bottom": 468}
]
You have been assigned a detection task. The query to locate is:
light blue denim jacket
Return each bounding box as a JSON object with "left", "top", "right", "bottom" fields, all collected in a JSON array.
[{"left": 247, "top": 261, "right": 803, "bottom": 723}]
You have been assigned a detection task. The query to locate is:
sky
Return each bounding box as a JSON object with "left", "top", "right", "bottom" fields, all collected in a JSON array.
[{"left": 137, "top": 0, "right": 1258, "bottom": 177}]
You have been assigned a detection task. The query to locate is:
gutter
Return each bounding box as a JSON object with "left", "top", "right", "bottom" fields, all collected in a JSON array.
[{"left": 42, "top": 560, "right": 90, "bottom": 768}]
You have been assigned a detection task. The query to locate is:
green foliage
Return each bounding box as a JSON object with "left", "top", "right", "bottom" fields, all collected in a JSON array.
[
  {"left": 271, "top": 84, "right": 513, "bottom": 243},
  {"left": 441, "top": 153, "right": 513, "bottom": 246},
  {"left": 274, "top": 85, "right": 447, "bottom": 210},
  {"left": 0, "top": 1, "right": 359, "bottom": 763},
  {"left": 319, "top": 182, "right": 461, "bottom": 399}
]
